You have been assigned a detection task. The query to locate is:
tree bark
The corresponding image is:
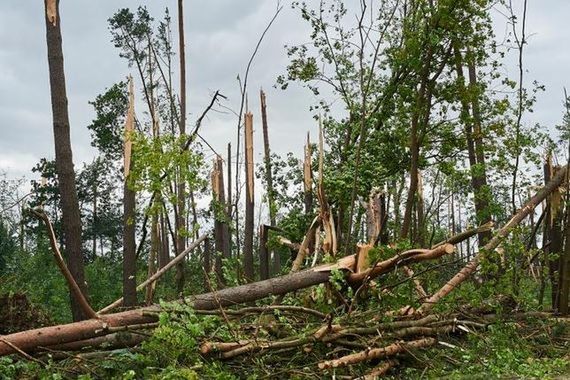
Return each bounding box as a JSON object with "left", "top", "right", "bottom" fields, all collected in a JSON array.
[
  {"left": 243, "top": 112, "right": 255, "bottom": 281},
  {"left": 44, "top": 0, "right": 89, "bottom": 321},
  {"left": 175, "top": 0, "right": 188, "bottom": 296},
  {"left": 122, "top": 78, "right": 137, "bottom": 307},
  {"left": 212, "top": 156, "right": 231, "bottom": 285}
]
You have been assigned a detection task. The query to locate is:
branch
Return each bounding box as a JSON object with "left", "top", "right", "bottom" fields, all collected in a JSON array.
[
  {"left": 31, "top": 209, "right": 98, "bottom": 319},
  {"left": 99, "top": 234, "right": 207, "bottom": 314}
]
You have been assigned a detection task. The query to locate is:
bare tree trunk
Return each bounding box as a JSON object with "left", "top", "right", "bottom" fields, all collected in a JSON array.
[
  {"left": 227, "top": 143, "right": 232, "bottom": 256},
  {"left": 559, "top": 206, "right": 570, "bottom": 315},
  {"left": 452, "top": 44, "right": 492, "bottom": 248},
  {"left": 122, "top": 77, "right": 137, "bottom": 307},
  {"left": 259, "top": 225, "right": 269, "bottom": 280},
  {"left": 303, "top": 132, "right": 313, "bottom": 215},
  {"left": 212, "top": 156, "right": 231, "bottom": 285},
  {"left": 243, "top": 112, "right": 255, "bottom": 282},
  {"left": 175, "top": 0, "right": 187, "bottom": 295},
  {"left": 159, "top": 210, "right": 170, "bottom": 269},
  {"left": 44, "top": 0, "right": 89, "bottom": 321},
  {"left": 260, "top": 90, "right": 278, "bottom": 275}
]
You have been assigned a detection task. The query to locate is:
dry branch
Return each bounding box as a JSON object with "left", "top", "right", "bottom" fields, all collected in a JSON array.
[
  {"left": 99, "top": 234, "right": 207, "bottom": 314},
  {"left": 318, "top": 337, "right": 437, "bottom": 369},
  {"left": 31, "top": 209, "right": 98, "bottom": 320}
]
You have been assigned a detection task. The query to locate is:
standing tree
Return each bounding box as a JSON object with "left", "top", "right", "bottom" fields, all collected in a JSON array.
[{"left": 43, "top": 0, "right": 89, "bottom": 321}]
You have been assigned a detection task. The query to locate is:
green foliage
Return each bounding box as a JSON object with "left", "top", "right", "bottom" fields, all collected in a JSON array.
[
  {"left": 87, "top": 81, "right": 128, "bottom": 160},
  {"left": 402, "top": 320, "right": 570, "bottom": 379}
]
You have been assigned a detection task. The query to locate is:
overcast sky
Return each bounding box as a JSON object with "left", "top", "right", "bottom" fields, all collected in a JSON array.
[{"left": 0, "top": 1, "right": 569, "bottom": 184}]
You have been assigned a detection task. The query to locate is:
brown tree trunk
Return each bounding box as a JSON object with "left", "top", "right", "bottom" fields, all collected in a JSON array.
[
  {"left": 122, "top": 78, "right": 137, "bottom": 307},
  {"left": 260, "top": 90, "right": 278, "bottom": 275},
  {"left": 559, "top": 206, "right": 570, "bottom": 315},
  {"left": 44, "top": 0, "right": 88, "bottom": 321},
  {"left": 175, "top": 0, "right": 188, "bottom": 295},
  {"left": 243, "top": 112, "right": 255, "bottom": 281},
  {"left": 259, "top": 225, "right": 269, "bottom": 280},
  {"left": 158, "top": 211, "right": 170, "bottom": 269},
  {"left": 212, "top": 156, "right": 231, "bottom": 285}
]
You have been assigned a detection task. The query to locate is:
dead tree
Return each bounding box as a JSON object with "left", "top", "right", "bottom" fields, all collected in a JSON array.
[
  {"left": 211, "top": 156, "right": 230, "bottom": 284},
  {"left": 243, "top": 112, "right": 255, "bottom": 281}
]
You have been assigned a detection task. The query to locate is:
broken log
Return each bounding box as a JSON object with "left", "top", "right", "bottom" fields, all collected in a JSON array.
[{"left": 318, "top": 337, "right": 437, "bottom": 369}]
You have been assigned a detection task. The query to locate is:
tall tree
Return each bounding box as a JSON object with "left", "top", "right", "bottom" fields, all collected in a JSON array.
[
  {"left": 122, "top": 77, "right": 137, "bottom": 306},
  {"left": 43, "top": 0, "right": 88, "bottom": 321},
  {"left": 175, "top": 0, "right": 188, "bottom": 294}
]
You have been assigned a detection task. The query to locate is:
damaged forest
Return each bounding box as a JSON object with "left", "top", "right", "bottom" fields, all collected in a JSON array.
[{"left": 2, "top": 0, "right": 570, "bottom": 378}]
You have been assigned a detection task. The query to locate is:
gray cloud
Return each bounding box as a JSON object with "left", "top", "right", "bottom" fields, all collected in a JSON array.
[{"left": 0, "top": 0, "right": 568, "bottom": 184}]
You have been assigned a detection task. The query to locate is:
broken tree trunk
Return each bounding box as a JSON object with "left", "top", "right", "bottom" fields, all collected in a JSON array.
[
  {"left": 303, "top": 132, "right": 313, "bottom": 215},
  {"left": 243, "top": 112, "right": 255, "bottom": 282},
  {"left": 418, "top": 165, "right": 569, "bottom": 314},
  {"left": 211, "top": 156, "right": 231, "bottom": 284},
  {"left": 123, "top": 76, "right": 137, "bottom": 307},
  {"left": 260, "top": 89, "right": 279, "bottom": 276}
]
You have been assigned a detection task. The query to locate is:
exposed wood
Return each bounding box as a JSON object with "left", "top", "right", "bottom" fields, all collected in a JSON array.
[
  {"left": 317, "top": 120, "right": 337, "bottom": 256},
  {"left": 0, "top": 242, "right": 455, "bottom": 356},
  {"left": 211, "top": 156, "right": 231, "bottom": 284},
  {"left": 244, "top": 111, "right": 255, "bottom": 281},
  {"left": 349, "top": 244, "right": 454, "bottom": 284},
  {"left": 356, "top": 243, "right": 372, "bottom": 273},
  {"left": 318, "top": 337, "right": 437, "bottom": 369},
  {"left": 303, "top": 132, "right": 313, "bottom": 215},
  {"left": 291, "top": 216, "right": 320, "bottom": 272}
]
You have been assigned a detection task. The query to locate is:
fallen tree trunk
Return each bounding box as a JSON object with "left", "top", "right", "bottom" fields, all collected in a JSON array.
[{"left": 0, "top": 244, "right": 449, "bottom": 356}]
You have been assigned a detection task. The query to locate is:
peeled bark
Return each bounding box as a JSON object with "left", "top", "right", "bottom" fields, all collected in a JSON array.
[{"left": 318, "top": 337, "right": 437, "bottom": 369}]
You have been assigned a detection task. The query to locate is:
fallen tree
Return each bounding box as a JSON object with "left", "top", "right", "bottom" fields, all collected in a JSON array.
[
  {"left": 0, "top": 165, "right": 566, "bottom": 358},
  {"left": 0, "top": 243, "right": 451, "bottom": 356}
]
